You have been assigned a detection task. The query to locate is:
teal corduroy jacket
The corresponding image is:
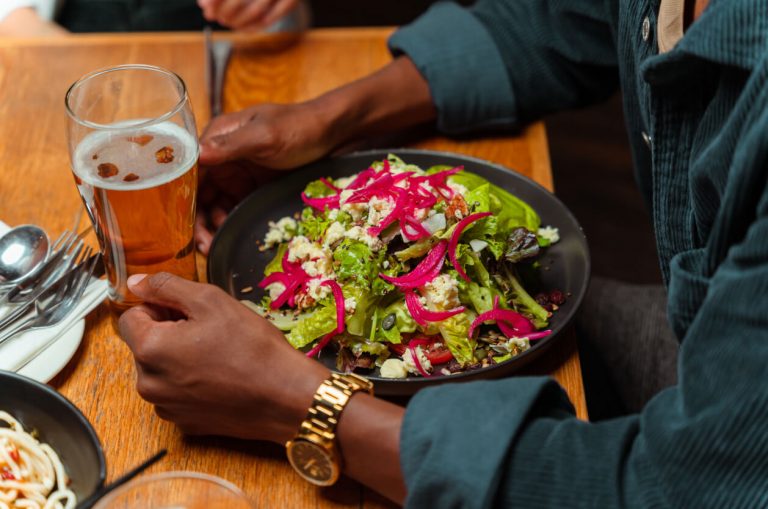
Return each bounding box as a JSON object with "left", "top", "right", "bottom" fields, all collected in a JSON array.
[{"left": 389, "top": 1, "right": 768, "bottom": 507}]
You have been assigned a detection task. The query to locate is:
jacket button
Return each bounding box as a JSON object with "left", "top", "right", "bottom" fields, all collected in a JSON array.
[
  {"left": 642, "top": 131, "right": 652, "bottom": 149},
  {"left": 642, "top": 16, "right": 651, "bottom": 42}
]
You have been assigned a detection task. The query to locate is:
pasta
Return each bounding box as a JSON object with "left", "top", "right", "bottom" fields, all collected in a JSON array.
[{"left": 0, "top": 411, "right": 76, "bottom": 509}]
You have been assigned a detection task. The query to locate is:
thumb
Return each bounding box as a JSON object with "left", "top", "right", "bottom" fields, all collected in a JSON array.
[
  {"left": 127, "top": 273, "right": 207, "bottom": 316},
  {"left": 200, "top": 124, "right": 269, "bottom": 166}
]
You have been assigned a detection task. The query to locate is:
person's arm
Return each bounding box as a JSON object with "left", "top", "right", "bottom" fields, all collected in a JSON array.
[
  {"left": 0, "top": 6, "right": 66, "bottom": 36},
  {"left": 118, "top": 274, "right": 409, "bottom": 503},
  {"left": 194, "top": 56, "right": 436, "bottom": 253}
]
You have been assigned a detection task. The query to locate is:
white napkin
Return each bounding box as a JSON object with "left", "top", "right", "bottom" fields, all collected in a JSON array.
[{"left": 0, "top": 221, "right": 108, "bottom": 372}]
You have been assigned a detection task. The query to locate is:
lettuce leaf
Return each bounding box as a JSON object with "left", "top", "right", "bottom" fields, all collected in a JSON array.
[
  {"left": 437, "top": 311, "right": 477, "bottom": 365},
  {"left": 264, "top": 243, "right": 288, "bottom": 276},
  {"left": 449, "top": 171, "right": 540, "bottom": 232},
  {"left": 298, "top": 207, "right": 330, "bottom": 241},
  {"left": 373, "top": 300, "right": 417, "bottom": 344},
  {"left": 304, "top": 178, "right": 335, "bottom": 198},
  {"left": 285, "top": 305, "right": 337, "bottom": 348}
]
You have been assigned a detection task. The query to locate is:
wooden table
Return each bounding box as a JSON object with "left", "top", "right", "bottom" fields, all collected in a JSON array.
[{"left": 0, "top": 29, "right": 586, "bottom": 508}]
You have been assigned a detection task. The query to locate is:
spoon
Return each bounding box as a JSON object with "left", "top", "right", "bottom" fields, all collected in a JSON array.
[{"left": 0, "top": 225, "right": 49, "bottom": 285}]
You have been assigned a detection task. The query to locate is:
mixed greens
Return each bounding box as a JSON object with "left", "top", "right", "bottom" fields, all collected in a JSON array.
[{"left": 251, "top": 155, "right": 563, "bottom": 378}]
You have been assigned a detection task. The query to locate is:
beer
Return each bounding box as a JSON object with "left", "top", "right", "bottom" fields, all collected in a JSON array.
[{"left": 72, "top": 122, "right": 198, "bottom": 312}]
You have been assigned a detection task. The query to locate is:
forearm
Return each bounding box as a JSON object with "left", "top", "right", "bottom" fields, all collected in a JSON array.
[
  {"left": 0, "top": 7, "right": 67, "bottom": 36},
  {"left": 337, "top": 394, "right": 406, "bottom": 504},
  {"left": 310, "top": 56, "right": 436, "bottom": 152}
]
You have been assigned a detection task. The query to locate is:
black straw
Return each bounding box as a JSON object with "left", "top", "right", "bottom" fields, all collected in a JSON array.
[{"left": 76, "top": 449, "right": 168, "bottom": 509}]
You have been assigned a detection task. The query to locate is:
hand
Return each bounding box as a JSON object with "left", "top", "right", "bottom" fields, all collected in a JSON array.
[
  {"left": 195, "top": 101, "right": 339, "bottom": 253},
  {"left": 197, "top": 0, "right": 299, "bottom": 30},
  {"left": 118, "top": 272, "right": 329, "bottom": 443},
  {"left": 0, "top": 8, "right": 68, "bottom": 36}
]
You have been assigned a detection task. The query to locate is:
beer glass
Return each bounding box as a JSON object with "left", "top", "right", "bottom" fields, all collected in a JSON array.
[
  {"left": 66, "top": 65, "right": 199, "bottom": 313},
  {"left": 93, "top": 471, "right": 255, "bottom": 509}
]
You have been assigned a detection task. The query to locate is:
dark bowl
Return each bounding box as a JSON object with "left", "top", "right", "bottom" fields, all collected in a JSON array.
[
  {"left": 0, "top": 370, "right": 106, "bottom": 501},
  {"left": 208, "top": 149, "right": 591, "bottom": 396}
]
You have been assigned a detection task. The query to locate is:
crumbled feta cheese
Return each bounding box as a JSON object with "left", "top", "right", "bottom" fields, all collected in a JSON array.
[
  {"left": 323, "top": 221, "right": 345, "bottom": 247},
  {"left": 301, "top": 257, "right": 333, "bottom": 278},
  {"left": 263, "top": 216, "right": 297, "bottom": 248},
  {"left": 339, "top": 189, "right": 367, "bottom": 221},
  {"left": 382, "top": 260, "right": 390, "bottom": 269},
  {"left": 538, "top": 226, "right": 560, "bottom": 244},
  {"left": 447, "top": 182, "right": 468, "bottom": 195},
  {"left": 344, "top": 297, "right": 357, "bottom": 314},
  {"left": 422, "top": 273, "right": 461, "bottom": 311},
  {"left": 305, "top": 278, "right": 332, "bottom": 301},
  {"left": 328, "top": 209, "right": 340, "bottom": 221},
  {"left": 266, "top": 282, "right": 286, "bottom": 300},
  {"left": 402, "top": 346, "right": 433, "bottom": 376},
  {"left": 380, "top": 358, "right": 409, "bottom": 378},
  {"left": 287, "top": 235, "right": 335, "bottom": 280},
  {"left": 288, "top": 236, "right": 327, "bottom": 263},
  {"left": 344, "top": 225, "right": 384, "bottom": 251},
  {"left": 366, "top": 196, "right": 395, "bottom": 227}
]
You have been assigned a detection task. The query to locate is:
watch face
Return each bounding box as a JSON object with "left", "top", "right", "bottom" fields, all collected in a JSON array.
[{"left": 287, "top": 440, "right": 338, "bottom": 486}]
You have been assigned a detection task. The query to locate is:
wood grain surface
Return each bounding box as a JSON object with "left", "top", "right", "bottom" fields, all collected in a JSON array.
[{"left": 0, "top": 29, "right": 586, "bottom": 509}]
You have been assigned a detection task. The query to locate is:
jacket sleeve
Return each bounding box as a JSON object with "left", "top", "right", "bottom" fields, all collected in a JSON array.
[
  {"left": 388, "top": 0, "right": 619, "bottom": 134},
  {"left": 401, "top": 178, "right": 768, "bottom": 508}
]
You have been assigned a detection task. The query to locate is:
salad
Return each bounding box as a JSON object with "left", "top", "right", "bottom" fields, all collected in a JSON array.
[{"left": 252, "top": 155, "right": 564, "bottom": 378}]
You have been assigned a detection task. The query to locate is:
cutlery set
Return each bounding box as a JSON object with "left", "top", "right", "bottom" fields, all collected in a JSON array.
[{"left": 0, "top": 227, "right": 102, "bottom": 353}]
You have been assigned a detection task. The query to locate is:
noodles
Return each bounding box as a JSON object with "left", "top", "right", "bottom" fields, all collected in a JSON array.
[{"left": 0, "top": 412, "right": 76, "bottom": 509}]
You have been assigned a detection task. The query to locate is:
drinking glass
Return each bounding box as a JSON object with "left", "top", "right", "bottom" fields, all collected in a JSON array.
[
  {"left": 92, "top": 471, "right": 255, "bottom": 509},
  {"left": 65, "top": 64, "right": 199, "bottom": 314}
]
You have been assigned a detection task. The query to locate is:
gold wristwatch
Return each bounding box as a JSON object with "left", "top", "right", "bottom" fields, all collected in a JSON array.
[{"left": 286, "top": 372, "right": 374, "bottom": 486}]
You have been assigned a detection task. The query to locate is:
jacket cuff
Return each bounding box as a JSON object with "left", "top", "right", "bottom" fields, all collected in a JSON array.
[{"left": 388, "top": 2, "right": 519, "bottom": 135}]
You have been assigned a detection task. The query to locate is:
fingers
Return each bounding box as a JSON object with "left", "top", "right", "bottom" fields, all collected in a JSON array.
[
  {"left": 118, "top": 305, "right": 178, "bottom": 369},
  {"left": 261, "top": 0, "right": 299, "bottom": 28},
  {"left": 127, "top": 273, "right": 210, "bottom": 316},
  {"left": 228, "top": 0, "right": 274, "bottom": 30},
  {"left": 215, "top": 0, "right": 250, "bottom": 27},
  {"left": 195, "top": 214, "right": 215, "bottom": 255}
]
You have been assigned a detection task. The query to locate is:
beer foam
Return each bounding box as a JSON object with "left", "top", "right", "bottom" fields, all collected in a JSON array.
[{"left": 73, "top": 121, "right": 198, "bottom": 191}]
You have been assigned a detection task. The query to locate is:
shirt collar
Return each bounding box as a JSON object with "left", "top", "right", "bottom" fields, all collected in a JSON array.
[
  {"left": 657, "top": 0, "right": 684, "bottom": 53},
  {"left": 643, "top": 0, "right": 767, "bottom": 84}
]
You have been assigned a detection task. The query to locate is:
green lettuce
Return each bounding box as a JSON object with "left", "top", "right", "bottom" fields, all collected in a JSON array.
[
  {"left": 264, "top": 243, "right": 288, "bottom": 276},
  {"left": 437, "top": 311, "right": 477, "bottom": 365},
  {"left": 285, "top": 305, "right": 337, "bottom": 348},
  {"left": 449, "top": 171, "right": 540, "bottom": 232}
]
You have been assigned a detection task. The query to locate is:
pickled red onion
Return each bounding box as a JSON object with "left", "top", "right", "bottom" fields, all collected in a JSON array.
[
  {"left": 306, "top": 331, "right": 335, "bottom": 358},
  {"left": 404, "top": 289, "right": 465, "bottom": 326},
  {"left": 469, "top": 296, "right": 535, "bottom": 338},
  {"left": 301, "top": 192, "right": 340, "bottom": 211},
  {"left": 321, "top": 280, "right": 345, "bottom": 334},
  {"left": 448, "top": 212, "right": 492, "bottom": 282},
  {"left": 408, "top": 343, "right": 432, "bottom": 377},
  {"left": 380, "top": 240, "right": 447, "bottom": 287}
]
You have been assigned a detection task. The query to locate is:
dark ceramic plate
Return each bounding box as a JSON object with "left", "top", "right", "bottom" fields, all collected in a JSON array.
[
  {"left": 208, "top": 149, "right": 590, "bottom": 396},
  {"left": 0, "top": 370, "right": 106, "bottom": 501}
]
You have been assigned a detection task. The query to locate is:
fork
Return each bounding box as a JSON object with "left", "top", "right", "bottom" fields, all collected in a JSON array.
[
  {"left": 0, "top": 251, "right": 98, "bottom": 345},
  {"left": 0, "top": 242, "right": 91, "bottom": 333}
]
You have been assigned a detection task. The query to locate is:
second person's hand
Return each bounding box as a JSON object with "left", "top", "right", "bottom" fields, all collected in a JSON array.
[
  {"left": 197, "top": 0, "right": 300, "bottom": 31},
  {"left": 195, "top": 101, "right": 342, "bottom": 253}
]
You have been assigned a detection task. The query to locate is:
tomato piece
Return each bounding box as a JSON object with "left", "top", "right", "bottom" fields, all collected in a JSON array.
[{"left": 388, "top": 336, "right": 454, "bottom": 366}]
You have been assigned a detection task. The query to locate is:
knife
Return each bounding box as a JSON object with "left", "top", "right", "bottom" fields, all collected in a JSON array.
[{"left": 204, "top": 25, "right": 232, "bottom": 118}]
